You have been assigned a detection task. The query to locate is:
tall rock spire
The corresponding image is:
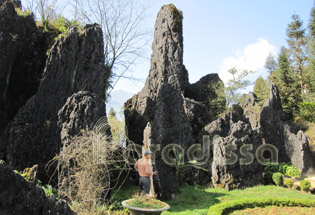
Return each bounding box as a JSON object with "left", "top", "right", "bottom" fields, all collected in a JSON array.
[
  {"left": 125, "top": 5, "right": 194, "bottom": 199},
  {"left": 124, "top": 4, "right": 226, "bottom": 199}
]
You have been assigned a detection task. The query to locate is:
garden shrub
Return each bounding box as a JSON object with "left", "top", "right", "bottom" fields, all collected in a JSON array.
[
  {"left": 284, "top": 179, "right": 294, "bottom": 188},
  {"left": 285, "top": 165, "right": 301, "bottom": 177},
  {"left": 298, "top": 102, "right": 315, "bottom": 122},
  {"left": 300, "top": 180, "right": 311, "bottom": 192},
  {"left": 265, "top": 163, "right": 301, "bottom": 177},
  {"left": 207, "top": 198, "right": 315, "bottom": 215},
  {"left": 272, "top": 172, "right": 283, "bottom": 186},
  {"left": 265, "top": 163, "right": 287, "bottom": 174}
]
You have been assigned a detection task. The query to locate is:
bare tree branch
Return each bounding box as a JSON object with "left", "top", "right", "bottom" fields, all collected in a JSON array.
[{"left": 69, "top": 0, "right": 151, "bottom": 90}]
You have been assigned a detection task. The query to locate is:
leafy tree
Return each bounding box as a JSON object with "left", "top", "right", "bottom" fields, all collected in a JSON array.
[
  {"left": 205, "top": 81, "right": 226, "bottom": 120},
  {"left": 254, "top": 77, "right": 269, "bottom": 106},
  {"left": 309, "top": 7, "right": 315, "bottom": 38},
  {"left": 264, "top": 52, "right": 277, "bottom": 74},
  {"left": 304, "top": 7, "right": 315, "bottom": 101},
  {"left": 108, "top": 108, "right": 126, "bottom": 146},
  {"left": 270, "top": 47, "right": 301, "bottom": 116},
  {"left": 108, "top": 107, "right": 116, "bottom": 118},
  {"left": 225, "top": 68, "right": 253, "bottom": 107},
  {"left": 286, "top": 14, "right": 307, "bottom": 98}
]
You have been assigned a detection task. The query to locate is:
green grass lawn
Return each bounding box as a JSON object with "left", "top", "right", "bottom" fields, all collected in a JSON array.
[{"left": 112, "top": 185, "right": 315, "bottom": 215}]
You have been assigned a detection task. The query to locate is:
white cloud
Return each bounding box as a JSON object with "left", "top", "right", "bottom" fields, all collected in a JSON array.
[{"left": 218, "top": 38, "right": 277, "bottom": 84}]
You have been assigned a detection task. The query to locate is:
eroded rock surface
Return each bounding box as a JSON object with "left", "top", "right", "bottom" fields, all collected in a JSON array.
[
  {"left": 202, "top": 108, "right": 263, "bottom": 190},
  {"left": 58, "top": 91, "right": 105, "bottom": 145},
  {"left": 260, "top": 84, "right": 314, "bottom": 173},
  {"left": 0, "top": 1, "right": 48, "bottom": 132},
  {"left": 0, "top": 24, "right": 106, "bottom": 180},
  {"left": 124, "top": 5, "right": 225, "bottom": 199},
  {"left": 0, "top": 161, "right": 75, "bottom": 215}
]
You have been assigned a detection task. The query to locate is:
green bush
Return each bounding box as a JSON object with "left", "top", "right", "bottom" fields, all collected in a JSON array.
[
  {"left": 272, "top": 172, "right": 283, "bottom": 186},
  {"left": 265, "top": 163, "right": 301, "bottom": 177},
  {"left": 285, "top": 165, "right": 301, "bottom": 177},
  {"left": 284, "top": 179, "right": 294, "bottom": 188},
  {"left": 298, "top": 102, "right": 315, "bottom": 122},
  {"left": 300, "top": 180, "right": 311, "bottom": 192},
  {"left": 265, "top": 163, "right": 287, "bottom": 174},
  {"left": 207, "top": 198, "right": 315, "bottom": 215}
]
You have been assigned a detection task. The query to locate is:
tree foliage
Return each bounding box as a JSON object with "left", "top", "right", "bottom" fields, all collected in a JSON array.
[
  {"left": 304, "top": 7, "right": 315, "bottom": 100},
  {"left": 254, "top": 77, "right": 269, "bottom": 106},
  {"left": 264, "top": 52, "right": 277, "bottom": 74},
  {"left": 269, "top": 47, "right": 302, "bottom": 116},
  {"left": 108, "top": 107, "right": 116, "bottom": 118},
  {"left": 286, "top": 14, "right": 307, "bottom": 98},
  {"left": 225, "top": 68, "right": 253, "bottom": 107},
  {"left": 206, "top": 81, "right": 226, "bottom": 120}
]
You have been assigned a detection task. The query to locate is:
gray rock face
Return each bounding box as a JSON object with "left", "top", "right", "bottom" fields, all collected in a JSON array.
[
  {"left": 0, "top": 2, "right": 48, "bottom": 132},
  {"left": 124, "top": 5, "right": 225, "bottom": 199},
  {"left": 241, "top": 92, "right": 260, "bottom": 129},
  {"left": 125, "top": 5, "right": 193, "bottom": 199},
  {"left": 0, "top": 161, "right": 75, "bottom": 215},
  {"left": 260, "top": 84, "right": 313, "bottom": 173},
  {"left": 0, "top": 24, "right": 106, "bottom": 180},
  {"left": 203, "top": 110, "right": 263, "bottom": 190},
  {"left": 283, "top": 126, "right": 313, "bottom": 172},
  {"left": 184, "top": 74, "right": 226, "bottom": 139},
  {"left": 58, "top": 91, "right": 105, "bottom": 145}
]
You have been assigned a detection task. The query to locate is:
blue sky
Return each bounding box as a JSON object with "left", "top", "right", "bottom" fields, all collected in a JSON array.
[
  {"left": 21, "top": 0, "right": 314, "bottom": 109},
  {"left": 113, "top": 0, "right": 314, "bottom": 95}
]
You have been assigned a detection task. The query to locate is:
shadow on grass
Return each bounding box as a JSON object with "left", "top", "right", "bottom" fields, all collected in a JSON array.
[
  {"left": 112, "top": 184, "right": 227, "bottom": 214},
  {"left": 164, "top": 185, "right": 227, "bottom": 214}
]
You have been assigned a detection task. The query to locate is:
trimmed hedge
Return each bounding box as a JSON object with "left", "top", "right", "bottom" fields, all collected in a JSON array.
[
  {"left": 207, "top": 198, "right": 315, "bottom": 215},
  {"left": 272, "top": 172, "right": 283, "bottom": 186},
  {"left": 284, "top": 179, "right": 294, "bottom": 188},
  {"left": 300, "top": 180, "right": 311, "bottom": 192}
]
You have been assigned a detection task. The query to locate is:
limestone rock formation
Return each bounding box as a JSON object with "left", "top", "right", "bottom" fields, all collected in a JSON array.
[
  {"left": 124, "top": 5, "right": 225, "bottom": 199},
  {"left": 260, "top": 84, "right": 314, "bottom": 173},
  {"left": 0, "top": 24, "right": 106, "bottom": 180},
  {"left": 0, "top": 161, "right": 75, "bottom": 215},
  {"left": 0, "top": 1, "right": 48, "bottom": 132},
  {"left": 242, "top": 92, "right": 260, "bottom": 129},
  {"left": 202, "top": 109, "right": 263, "bottom": 189},
  {"left": 58, "top": 91, "right": 105, "bottom": 145},
  {"left": 184, "top": 74, "right": 226, "bottom": 139},
  {"left": 209, "top": 85, "right": 315, "bottom": 189},
  {"left": 125, "top": 5, "right": 192, "bottom": 199}
]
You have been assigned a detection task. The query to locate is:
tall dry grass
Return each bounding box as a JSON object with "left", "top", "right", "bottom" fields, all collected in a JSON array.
[{"left": 49, "top": 117, "right": 138, "bottom": 214}]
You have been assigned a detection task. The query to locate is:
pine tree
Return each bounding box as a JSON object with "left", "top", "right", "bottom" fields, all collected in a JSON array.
[
  {"left": 264, "top": 52, "right": 277, "bottom": 74},
  {"left": 254, "top": 77, "right": 269, "bottom": 106},
  {"left": 286, "top": 14, "right": 307, "bottom": 98},
  {"left": 305, "top": 7, "right": 315, "bottom": 100},
  {"left": 309, "top": 7, "right": 315, "bottom": 38},
  {"left": 108, "top": 107, "right": 116, "bottom": 118},
  {"left": 270, "top": 47, "right": 301, "bottom": 116}
]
